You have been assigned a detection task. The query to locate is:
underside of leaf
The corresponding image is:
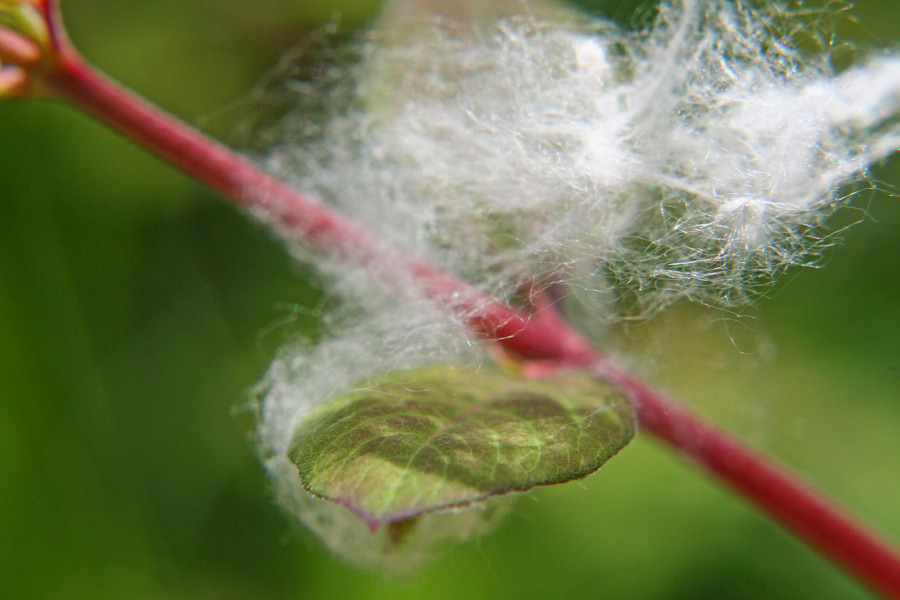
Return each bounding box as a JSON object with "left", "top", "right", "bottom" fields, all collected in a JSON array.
[{"left": 289, "top": 364, "right": 635, "bottom": 530}]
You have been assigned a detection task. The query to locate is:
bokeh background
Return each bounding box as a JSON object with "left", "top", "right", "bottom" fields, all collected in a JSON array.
[{"left": 1, "top": 1, "right": 899, "bottom": 598}]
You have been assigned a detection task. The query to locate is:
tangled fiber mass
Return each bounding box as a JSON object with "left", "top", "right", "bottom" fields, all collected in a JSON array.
[{"left": 252, "top": 0, "right": 900, "bottom": 567}]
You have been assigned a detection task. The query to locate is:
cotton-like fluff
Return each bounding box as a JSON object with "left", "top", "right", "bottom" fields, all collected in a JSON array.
[
  {"left": 251, "top": 0, "right": 900, "bottom": 568},
  {"left": 253, "top": 257, "right": 498, "bottom": 569},
  {"left": 257, "top": 0, "right": 900, "bottom": 315}
]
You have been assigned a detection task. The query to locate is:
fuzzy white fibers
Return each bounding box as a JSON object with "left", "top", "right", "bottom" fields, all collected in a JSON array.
[
  {"left": 258, "top": 0, "right": 900, "bottom": 312},
  {"left": 254, "top": 261, "right": 493, "bottom": 568},
  {"left": 252, "top": 0, "right": 900, "bottom": 567},
  {"left": 257, "top": 267, "right": 483, "bottom": 463}
]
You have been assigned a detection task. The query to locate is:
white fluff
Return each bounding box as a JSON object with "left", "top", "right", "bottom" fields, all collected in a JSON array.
[
  {"left": 258, "top": 0, "right": 900, "bottom": 312},
  {"left": 252, "top": 0, "right": 900, "bottom": 566}
]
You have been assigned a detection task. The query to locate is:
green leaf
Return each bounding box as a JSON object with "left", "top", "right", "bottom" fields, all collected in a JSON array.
[{"left": 289, "top": 364, "right": 634, "bottom": 530}]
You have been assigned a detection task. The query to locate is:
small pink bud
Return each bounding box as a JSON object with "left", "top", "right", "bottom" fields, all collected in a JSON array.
[{"left": 0, "top": 27, "right": 41, "bottom": 67}]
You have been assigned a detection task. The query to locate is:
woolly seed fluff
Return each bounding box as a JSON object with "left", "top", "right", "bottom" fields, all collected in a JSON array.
[
  {"left": 251, "top": 0, "right": 900, "bottom": 566},
  {"left": 257, "top": 0, "right": 900, "bottom": 313},
  {"left": 253, "top": 261, "right": 493, "bottom": 568}
]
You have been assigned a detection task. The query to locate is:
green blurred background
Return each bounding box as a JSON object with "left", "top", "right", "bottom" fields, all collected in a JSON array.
[{"left": 1, "top": 1, "right": 899, "bottom": 598}]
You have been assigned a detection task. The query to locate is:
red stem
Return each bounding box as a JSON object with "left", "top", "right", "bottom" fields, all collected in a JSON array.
[
  {"left": 37, "top": 11, "right": 900, "bottom": 599},
  {"left": 598, "top": 362, "right": 900, "bottom": 600}
]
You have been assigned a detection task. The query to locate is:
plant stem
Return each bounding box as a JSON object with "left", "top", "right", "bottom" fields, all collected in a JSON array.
[
  {"left": 597, "top": 361, "right": 900, "bottom": 600},
  {"left": 36, "top": 8, "right": 900, "bottom": 599}
]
